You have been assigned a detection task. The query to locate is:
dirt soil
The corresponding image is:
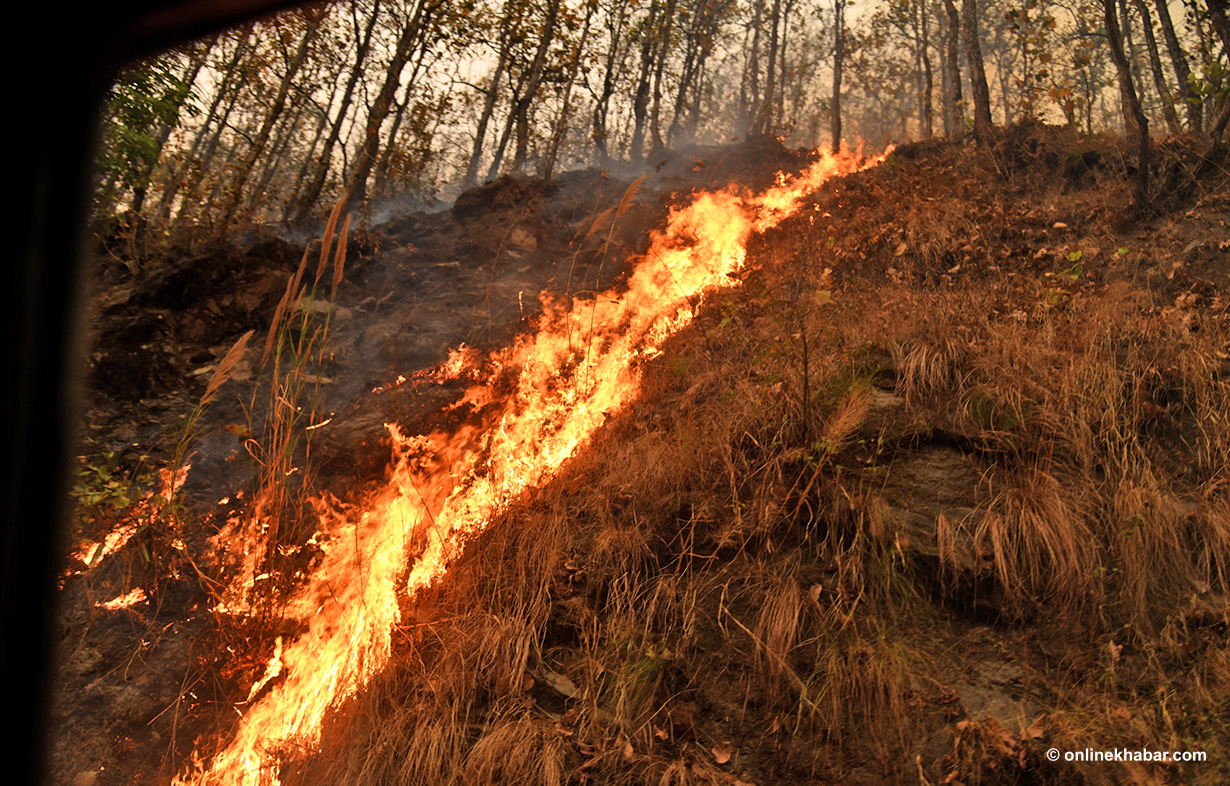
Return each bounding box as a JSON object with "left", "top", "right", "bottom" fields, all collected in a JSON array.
[{"left": 52, "top": 129, "right": 1230, "bottom": 786}]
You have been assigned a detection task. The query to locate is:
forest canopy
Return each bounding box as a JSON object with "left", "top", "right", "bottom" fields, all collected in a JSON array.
[{"left": 95, "top": 0, "right": 1229, "bottom": 234}]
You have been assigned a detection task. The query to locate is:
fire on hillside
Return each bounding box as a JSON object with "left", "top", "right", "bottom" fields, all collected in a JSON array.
[{"left": 175, "top": 147, "right": 883, "bottom": 785}]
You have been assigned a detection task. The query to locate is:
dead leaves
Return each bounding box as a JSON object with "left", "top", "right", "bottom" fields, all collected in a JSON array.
[
  {"left": 711, "top": 741, "right": 735, "bottom": 765},
  {"left": 538, "top": 669, "right": 579, "bottom": 699},
  {"left": 945, "top": 713, "right": 1050, "bottom": 781}
]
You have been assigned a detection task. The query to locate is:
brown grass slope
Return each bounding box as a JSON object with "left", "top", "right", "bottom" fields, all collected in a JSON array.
[{"left": 271, "top": 127, "right": 1230, "bottom": 786}]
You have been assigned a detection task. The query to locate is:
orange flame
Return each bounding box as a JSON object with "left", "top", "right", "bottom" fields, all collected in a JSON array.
[{"left": 184, "top": 148, "right": 882, "bottom": 785}]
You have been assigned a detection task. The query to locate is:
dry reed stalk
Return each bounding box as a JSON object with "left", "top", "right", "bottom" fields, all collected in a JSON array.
[
  {"left": 581, "top": 206, "right": 617, "bottom": 245},
  {"left": 263, "top": 244, "right": 311, "bottom": 369},
  {"left": 200, "top": 329, "right": 255, "bottom": 406},
  {"left": 314, "top": 196, "right": 345, "bottom": 286},
  {"left": 331, "top": 213, "right": 351, "bottom": 300}
]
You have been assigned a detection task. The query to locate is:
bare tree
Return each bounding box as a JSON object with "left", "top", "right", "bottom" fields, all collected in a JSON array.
[
  {"left": 1103, "top": 0, "right": 1149, "bottom": 207},
  {"left": 832, "top": 0, "right": 847, "bottom": 152},
  {"left": 215, "top": 7, "right": 328, "bottom": 237},
  {"left": 341, "top": 0, "right": 436, "bottom": 215},
  {"left": 962, "top": 0, "right": 994, "bottom": 143},
  {"left": 291, "top": 0, "right": 382, "bottom": 223},
  {"left": 942, "top": 0, "right": 965, "bottom": 139},
  {"left": 1132, "top": 0, "right": 1182, "bottom": 135},
  {"left": 1153, "top": 0, "right": 1200, "bottom": 132}
]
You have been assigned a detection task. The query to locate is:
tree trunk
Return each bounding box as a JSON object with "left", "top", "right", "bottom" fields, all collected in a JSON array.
[
  {"left": 777, "top": 0, "right": 794, "bottom": 128},
  {"left": 943, "top": 0, "right": 965, "bottom": 139},
  {"left": 215, "top": 8, "right": 327, "bottom": 237},
  {"left": 131, "top": 36, "right": 216, "bottom": 218},
  {"left": 962, "top": 0, "right": 994, "bottom": 143},
  {"left": 341, "top": 0, "right": 433, "bottom": 215},
  {"left": 284, "top": 82, "right": 338, "bottom": 222},
  {"left": 686, "top": 36, "right": 712, "bottom": 135},
  {"left": 463, "top": 0, "right": 516, "bottom": 188},
  {"left": 292, "top": 0, "right": 381, "bottom": 224},
  {"left": 752, "top": 0, "right": 782, "bottom": 135},
  {"left": 375, "top": 44, "right": 433, "bottom": 194},
  {"left": 1153, "top": 0, "right": 1200, "bottom": 132},
  {"left": 543, "top": 3, "right": 594, "bottom": 180},
  {"left": 631, "top": 0, "right": 662, "bottom": 164},
  {"left": 1206, "top": 0, "right": 1230, "bottom": 57},
  {"left": 1103, "top": 0, "right": 1150, "bottom": 207},
  {"left": 741, "top": 1, "right": 763, "bottom": 134},
  {"left": 486, "top": 0, "right": 561, "bottom": 176},
  {"left": 920, "top": 0, "right": 934, "bottom": 138},
  {"left": 1132, "top": 0, "right": 1183, "bottom": 135},
  {"left": 159, "top": 24, "right": 253, "bottom": 221},
  {"left": 649, "top": 0, "right": 678, "bottom": 157},
  {"left": 668, "top": 23, "right": 700, "bottom": 146},
  {"left": 513, "top": 0, "right": 564, "bottom": 172},
  {"left": 178, "top": 74, "right": 246, "bottom": 223},
  {"left": 247, "top": 81, "right": 310, "bottom": 221},
  {"left": 592, "top": 2, "right": 629, "bottom": 166},
  {"left": 831, "top": 0, "right": 845, "bottom": 153}
]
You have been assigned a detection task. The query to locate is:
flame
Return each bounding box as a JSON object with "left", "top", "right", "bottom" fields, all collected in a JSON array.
[
  {"left": 184, "top": 148, "right": 881, "bottom": 785},
  {"left": 96, "top": 587, "right": 148, "bottom": 610}
]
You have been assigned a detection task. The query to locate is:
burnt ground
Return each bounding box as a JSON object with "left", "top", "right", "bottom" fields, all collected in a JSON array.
[{"left": 52, "top": 129, "right": 1230, "bottom": 786}]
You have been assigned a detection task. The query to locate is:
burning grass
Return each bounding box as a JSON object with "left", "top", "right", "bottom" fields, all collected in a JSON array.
[
  {"left": 286, "top": 139, "right": 1227, "bottom": 785},
  {"left": 57, "top": 131, "right": 1230, "bottom": 786}
]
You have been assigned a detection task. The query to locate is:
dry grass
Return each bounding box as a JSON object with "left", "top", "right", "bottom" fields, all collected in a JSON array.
[{"left": 229, "top": 139, "right": 1230, "bottom": 785}]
